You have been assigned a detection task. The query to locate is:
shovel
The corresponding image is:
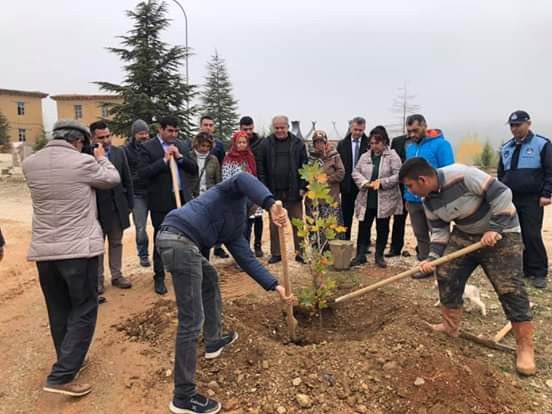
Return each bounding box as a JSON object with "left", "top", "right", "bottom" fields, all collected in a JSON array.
[
  {"left": 334, "top": 240, "right": 488, "bottom": 304},
  {"left": 169, "top": 155, "right": 182, "bottom": 208},
  {"left": 274, "top": 200, "right": 298, "bottom": 342}
]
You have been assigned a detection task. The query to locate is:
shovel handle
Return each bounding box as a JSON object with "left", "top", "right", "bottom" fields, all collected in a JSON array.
[
  {"left": 169, "top": 155, "right": 182, "bottom": 208},
  {"left": 274, "top": 201, "right": 297, "bottom": 340},
  {"left": 334, "top": 240, "right": 486, "bottom": 303},
  {"left": 274, "top": 201, "right": 291, "bottom": 295}
]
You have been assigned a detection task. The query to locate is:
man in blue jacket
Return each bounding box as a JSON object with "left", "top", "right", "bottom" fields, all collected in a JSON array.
[
  {"left": 404, "top": 114, "right": 455, "bottom": 278},
  {"left": 157, "top": 172, "right": 294, "bottom": 414},
  {"left": 498, "top": 110, "right": 552, "bottom": 289}
]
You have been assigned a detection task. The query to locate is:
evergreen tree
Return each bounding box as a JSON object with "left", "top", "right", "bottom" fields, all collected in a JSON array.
[
  {"left": 0, "top": 111, "right": 10, "bottom": 151},
  {"left": 96, "top": 0, "right": 197, "bottom": 137},
  {"left": 200, "top": 51, "right": 239, "bottom": 140},
  {"left": 33, "top": 127, "right": 49, "bottom": 151},
  {"left": 478, "top": 141, "right": 496, "bottom": 169}
]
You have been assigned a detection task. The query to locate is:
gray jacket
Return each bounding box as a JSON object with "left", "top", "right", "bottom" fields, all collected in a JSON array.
[{"left": 22, "top": 140, "right": 120, "bottom": 261}]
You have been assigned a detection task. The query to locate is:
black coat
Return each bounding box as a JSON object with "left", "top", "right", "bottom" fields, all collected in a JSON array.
[
  {"left": 138, "top": 137, "right": 198, "bottom": 213},
  {"left": 257, "top": 133, "right": 308, "bottom": 201},
  {"left": 391, "top": 134, "right": 408, "bottom": 163},
  {"left": 96, "top": 146, "right": 134, "bottom": 233},
  {"left": 249, "top": 133, "right": 264, "bottom": 175},
  {"left": 336, "top": 133, "right": 369, "bottom": 194},
  {"left": 0, "top": 226, "right": 5, "bottom": 247},
  {"left": 123, "top": 140, "right": 149, "bottom": 196}
]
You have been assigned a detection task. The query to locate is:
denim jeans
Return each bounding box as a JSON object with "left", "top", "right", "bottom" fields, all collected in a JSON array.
[
  {"left": 37, "top": 257, "right": 99, "bottom": 385},
  {"left": 132, "top": 195, "right": 149, "bottom": 259},
  {"left": 156, "top": 230, "right": 223, "bottom": 402}
]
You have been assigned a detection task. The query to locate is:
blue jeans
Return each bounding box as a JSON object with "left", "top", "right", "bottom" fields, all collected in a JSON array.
[
  {"left": 132, "top": 195, "right": 149, "bottom": 259},
  {"left": 156, "top": 230, "right": 223, "bottom": 401}
]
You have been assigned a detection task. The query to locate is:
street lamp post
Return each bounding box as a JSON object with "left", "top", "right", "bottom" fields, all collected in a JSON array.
[
  {"left": 148, "top": 0, "right": 190, "bottom": 126},
  {"left": 171, "top": 0, "right": 191, "bottom": 129}
]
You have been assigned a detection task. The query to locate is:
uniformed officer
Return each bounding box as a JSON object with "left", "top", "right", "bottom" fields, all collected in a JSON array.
[{"left": 498, "top": 110, "right": 552, "bottom": 289}]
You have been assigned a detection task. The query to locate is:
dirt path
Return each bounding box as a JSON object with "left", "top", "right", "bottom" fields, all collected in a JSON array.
[{"left": 1, "top": 180, "right": 551, "bottom": 413}]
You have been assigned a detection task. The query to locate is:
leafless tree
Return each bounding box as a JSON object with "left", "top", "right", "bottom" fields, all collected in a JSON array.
[{"left": 390, "top": 82, "right": 421, "bottom": 135}]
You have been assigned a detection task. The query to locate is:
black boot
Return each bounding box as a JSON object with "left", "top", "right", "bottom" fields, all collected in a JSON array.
[
  {"left": 375, "top": 254, "right": 387, "bottom": 268},
  {"left": 351, "top": 245, "right": 368, "bottom": 267},
  {"left": 254, "top": 242, "right": 264, "bottom": 258},
  {"left": 154, "top": 276, "right": 167, "bottom": 295},
  {"left": 375, "top": 245, "right": 387, "bottom": 268}
]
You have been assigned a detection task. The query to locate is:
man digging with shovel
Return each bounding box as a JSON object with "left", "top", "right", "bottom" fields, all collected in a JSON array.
[
  {"left": 156, "top": 172, "right": 295, "bottom": 414},
  {"left": 400, "top": 157, "right": 536, "bottom": 376}
]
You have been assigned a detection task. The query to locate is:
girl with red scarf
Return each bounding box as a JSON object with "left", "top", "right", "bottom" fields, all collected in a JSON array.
[
  {"left": 222, "top": 131, "right": 257, "bottom": 178},
  {"left": 222, "top": 131, "right": 263, "bottom": 263}
]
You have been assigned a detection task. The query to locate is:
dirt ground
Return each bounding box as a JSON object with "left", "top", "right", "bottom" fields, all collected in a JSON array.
[{"left": 1, "top": 174, "right": 552, "bottom": 414}]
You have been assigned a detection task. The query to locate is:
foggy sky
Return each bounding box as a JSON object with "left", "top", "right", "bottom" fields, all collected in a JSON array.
[{"left": 1, "top": 0, "right": 551, "bottom": 145}]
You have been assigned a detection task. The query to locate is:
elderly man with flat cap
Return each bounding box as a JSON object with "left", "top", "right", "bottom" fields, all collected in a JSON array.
[
  {"left": 498, "top": 110, "right": 552, "bottom": 289},
  {"left": 22, "top": 120, "right": 120, "bottom": 397}
]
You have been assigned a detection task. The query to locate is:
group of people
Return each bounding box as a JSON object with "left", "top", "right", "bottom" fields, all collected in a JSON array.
[{"left": 10, "top": 108, "right": 550, "bottom": 414}]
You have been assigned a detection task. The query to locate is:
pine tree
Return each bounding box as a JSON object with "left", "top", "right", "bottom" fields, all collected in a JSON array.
[
  {"left": 200, "top": 51, "right": 239, "bottom": 140},
  {"left": 96, "top": 0, "right": 197, "bottom": 137},
  {"left": 478, "top": 141, "right": 496, "bottom": 169},
  {"left": 0, "top": 111, "right": 10, "bottom": 151}
]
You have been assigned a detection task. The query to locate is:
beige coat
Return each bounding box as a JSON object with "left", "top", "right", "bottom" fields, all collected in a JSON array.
[
  {"left": 22, "top": 140, "right": 120, "bottom": 261},
  {"left": 352, "top": 147, "right": 403, "bottom": 220}
]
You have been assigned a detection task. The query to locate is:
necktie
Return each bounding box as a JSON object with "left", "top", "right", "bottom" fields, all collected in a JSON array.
[
  {"left": 353, "top": 139, "right": 360, "bottom": 166},
  {"left": 510, "top": 143, "right": 522, "bottom": 170}
]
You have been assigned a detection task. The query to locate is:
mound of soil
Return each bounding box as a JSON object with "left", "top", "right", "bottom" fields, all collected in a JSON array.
[{"left": 115, "top": 291, "right": 532, "bottom": 414}]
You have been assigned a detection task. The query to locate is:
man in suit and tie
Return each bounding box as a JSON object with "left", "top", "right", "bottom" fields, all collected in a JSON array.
[
  {"left": 90, "top": 121, "right": 134, "bottom": 299},
  {"left": 337, "top": 116, "right": 370, "bottom": 240},
  {"left": 139, "top": 116, "right": 198, "bottom": 295}
]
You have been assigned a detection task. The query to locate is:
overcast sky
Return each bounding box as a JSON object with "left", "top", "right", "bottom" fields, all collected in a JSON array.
[{"left": 1, "top": 0, "right": 551, "bottom": 144}]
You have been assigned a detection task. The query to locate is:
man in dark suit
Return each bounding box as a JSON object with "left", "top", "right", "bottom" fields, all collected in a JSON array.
[
  {"left": 139, "top": 116, "right": 198, "bottom": 294},
  {"left": 337, "top": 116, "right": 369, "bottom": 240},
  {"left": 90, "top": 121, "right": 134, "bottom": 297},
  {"left": 387, "top": 134, "right": 409, "bottom": 257}
]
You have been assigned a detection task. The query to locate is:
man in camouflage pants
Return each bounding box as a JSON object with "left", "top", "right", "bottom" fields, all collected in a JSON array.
[{"left": 399, "top": 157, "right": 535, "bottom": 376}]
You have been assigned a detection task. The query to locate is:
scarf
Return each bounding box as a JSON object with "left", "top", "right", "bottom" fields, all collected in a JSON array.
[{"left": 223, "top": 131, "right": 257, "bottom": 176}]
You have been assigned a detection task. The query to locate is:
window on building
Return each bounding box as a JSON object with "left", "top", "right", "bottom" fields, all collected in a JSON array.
[
  {"left": 101, "top": 105, "right": 110, "bottom": 118},
  {"left": 18, "top": 129, "right": 26, "bottom": 142},
  {"left": 74, "top": 104, "right": 83, "bottom": 119},
  {"left": 17, "top": 101, "right": 25, "bottom": 116}
]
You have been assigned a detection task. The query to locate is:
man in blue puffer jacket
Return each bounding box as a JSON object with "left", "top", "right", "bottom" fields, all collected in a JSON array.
[
  {"left": 157, "top": 172, "right": 294, "bottom": 414},
  {"left": 404, "top": 114, "right": 455, "bottom": 278}
]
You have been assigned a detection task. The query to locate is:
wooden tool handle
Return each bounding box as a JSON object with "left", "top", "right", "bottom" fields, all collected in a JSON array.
[
  {"left": 169, "top": 155, "right": 182, "bottom": 208},
  {"left": 494, "top": 322, "right": 512, "bottom": 343},
  {"left": 274, "top": 200, "right": 296, "bottom": 340},
  {"left": 334, "top": 241, "right": 486, "bottom": 303}
]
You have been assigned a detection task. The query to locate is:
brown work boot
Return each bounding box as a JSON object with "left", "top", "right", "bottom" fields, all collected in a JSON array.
[
  {"left": 511, "top": 321, "right": 536, "bottom": 376},
  {"left": 429, "top": 306, "right": 462, "bottom": 337},
  {"left": 112, "top": 276, "right": 132, "bottom": 289},
  {"left": 43, "top": 381, "right": 92, "bottom": 397}
]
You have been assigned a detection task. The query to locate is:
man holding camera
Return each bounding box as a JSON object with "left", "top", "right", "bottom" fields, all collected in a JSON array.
[{"left": 22, "top": 120, "right": 120, "bottom": 397}]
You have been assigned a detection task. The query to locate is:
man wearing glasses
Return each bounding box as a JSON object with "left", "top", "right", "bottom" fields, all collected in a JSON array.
[
  {"left": 498, "top": 111, "right": 552, "bottom": 289},
  {"left": 90, "top": 121, "right": 134, "bottom": 298}
]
